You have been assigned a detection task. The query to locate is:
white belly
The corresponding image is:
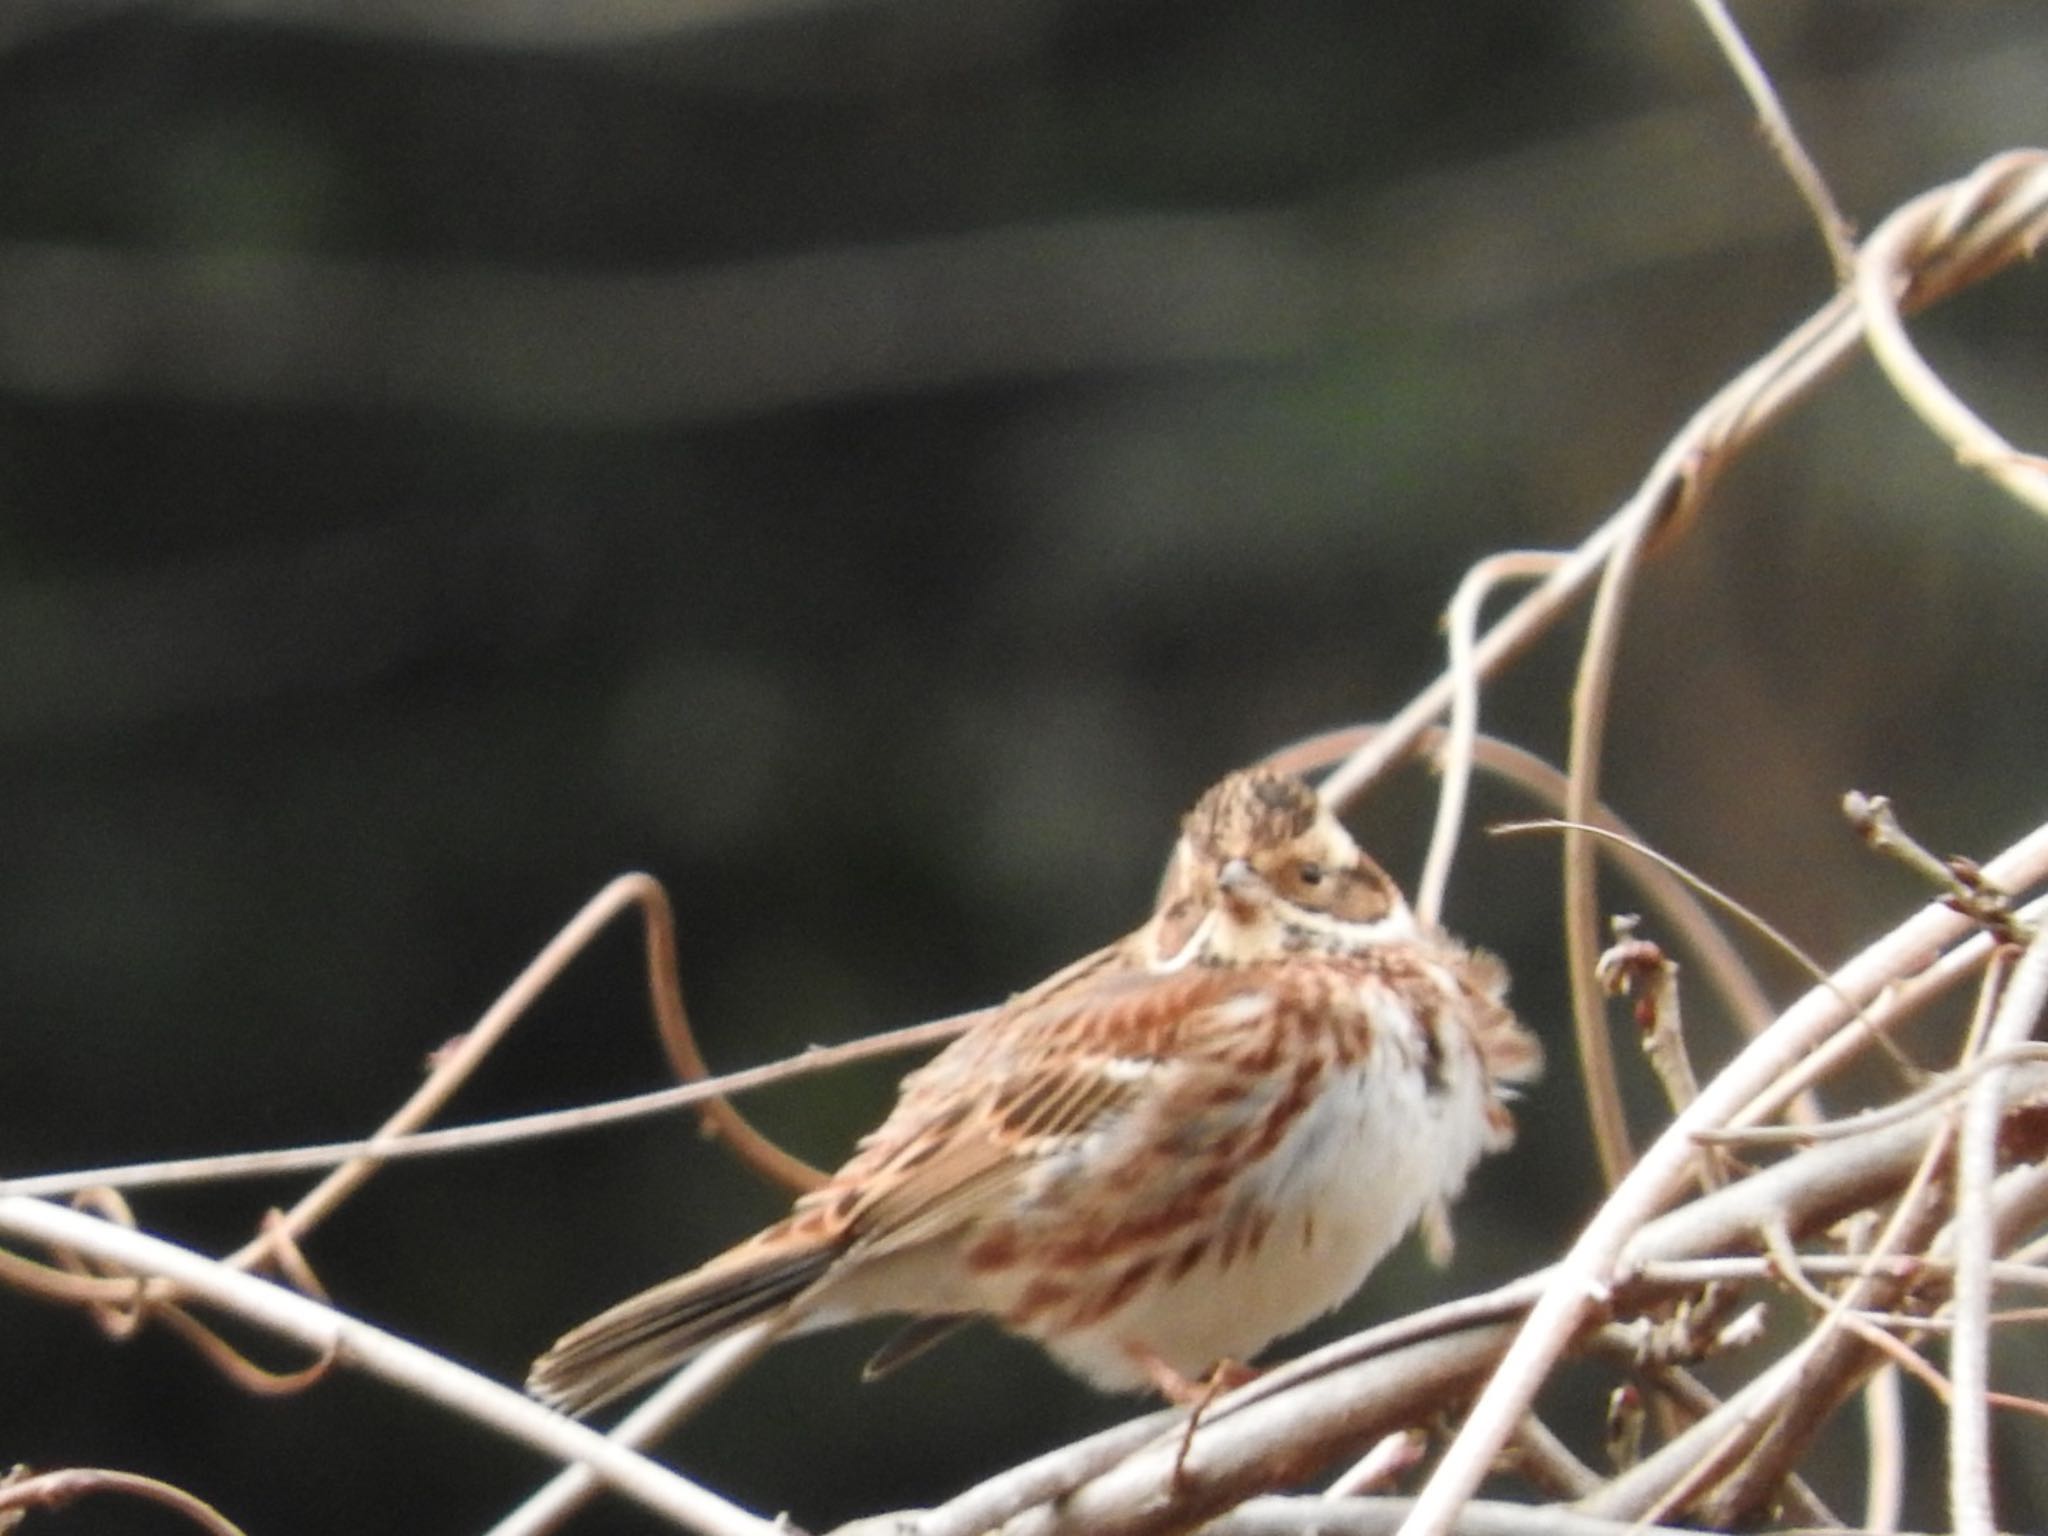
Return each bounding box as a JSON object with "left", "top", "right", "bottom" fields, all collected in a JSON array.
[{"left": 1044, "top": 1017, "right": 1497, "bottom": 1388}]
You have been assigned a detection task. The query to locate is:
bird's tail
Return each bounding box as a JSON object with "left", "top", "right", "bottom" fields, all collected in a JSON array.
[{"left": 527, "top": 1237, "right": 838, "bottom": 1416}]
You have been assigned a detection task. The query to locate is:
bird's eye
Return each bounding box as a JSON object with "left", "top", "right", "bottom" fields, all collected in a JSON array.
[{"left": 1295, "top": 861, "right": 1325, "bottom": 887}]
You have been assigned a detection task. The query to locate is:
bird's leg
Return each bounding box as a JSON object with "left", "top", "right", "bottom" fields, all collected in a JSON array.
[{"left": 1127, "top": 1346, "right": 1260, "bottom": 1491}]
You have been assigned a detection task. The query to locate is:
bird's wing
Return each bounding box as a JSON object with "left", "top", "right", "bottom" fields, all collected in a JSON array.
[{"left": 828, "top": 963, "right": 1277, "bottom": 1259}]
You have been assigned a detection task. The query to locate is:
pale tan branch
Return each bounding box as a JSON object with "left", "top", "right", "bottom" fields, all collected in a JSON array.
[
  {"left": 873, "top": 1063, "right": 2048, "bottom": 1536},
  {"left": 1418, "top": 552, "right": 1565, "bottom": 928},
  {"left": 2, "top": 1010, "right": 979, "bottom": 1203},
  {"left": 0, "top": 1196, "right": 781, "bottom": 1536},
  {"left": 1198, "top": 1495, "right": 1855, "bottom": 1536},
  {"left": 1398, "top": 151, "right": 2048, "bottom": 1536},
  {"left": 487, "top": 1326, "right": 784, "bottom": 1536},
  {"left": 1853, "top": 150, "right": 2048, "bottom": 521},
  {"left": 0, "top": 1465, "right": 250, "bottom": 1536},
  {"left": 1686, "top": 0, "right": 1856, "bottom": 275},
  {"left": 1405, "top": 810, "right": 2048, "bottom": 1536},
  {"left": 1949, "top": 929, "right": 2048, "bottom": 1535}
]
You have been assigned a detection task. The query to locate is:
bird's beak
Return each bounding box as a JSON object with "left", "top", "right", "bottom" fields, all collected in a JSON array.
[{"left": 1217, "top": 858, "right": 1261, "bottom": 915}]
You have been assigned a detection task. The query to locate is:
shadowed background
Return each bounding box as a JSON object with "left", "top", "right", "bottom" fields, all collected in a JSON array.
[{"left": 3, "top": 3, "right": 2046, "bottom": 1531}]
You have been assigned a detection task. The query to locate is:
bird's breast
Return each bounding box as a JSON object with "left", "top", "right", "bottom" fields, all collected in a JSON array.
[{"left": 996, "top": 976, "right": 1502, "bottom": 1389}]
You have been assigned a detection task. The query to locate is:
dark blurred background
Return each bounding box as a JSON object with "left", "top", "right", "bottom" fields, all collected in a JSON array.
[{"left": 3, "top": 2, "right": 2046, "bottom": 1532}]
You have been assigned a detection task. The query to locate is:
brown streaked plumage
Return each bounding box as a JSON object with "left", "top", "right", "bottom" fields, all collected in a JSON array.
[{"left": 528, "top": 768, "right": 1540, "bottom": 1415}]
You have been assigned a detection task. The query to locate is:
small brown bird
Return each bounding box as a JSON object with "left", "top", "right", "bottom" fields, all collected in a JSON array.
[{"left": 529, "top": 768, "right": 1539, "bottom": 1415}]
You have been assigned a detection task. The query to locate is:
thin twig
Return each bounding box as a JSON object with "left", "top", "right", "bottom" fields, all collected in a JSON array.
[
  {"left": 1667, "top": 966, "right": 1991, "bottom": 1528},
  {"left": 1277, "top": 724, "right": 1778, "bottom": 1045},
  {"left": 1602, "top": 925, "right": 1696, "bottom": 1106},
  {"left": 899, "top": 1407, "right": 1183, "bottom": 1536},
  {"left": 902, "top": 1057, "right": 2048, "bottom": 1536},
  {"left": 1561, "top": 353, "right": 1665, "bottom": 1194},
  {"left": 1863, "top": 1361, "right": 1906, "bottom": 1536},
  {"left": 1417, "top": 551, "right": 1564, "bottom": 927},
  {"left": 487, "top": 1325, "right": 785, "bottom": 1536},
  {"left": 1687, "top": 0, "right": 1857, "bottom": 277},
  {"left": 1846, "top": 792, "right": 2032, "bottom": 945},
  {"left": 1626, "top": 1255, "right": 2048, "bottom": 1294},
  {"left": 1589, "top": 1106, "right": 1982, "bottom": 1527},
  {"left": 0, "top": 1466, "right": 250, "bottom": 1536},
  {"left": 1505, "top": 1416, "right": 1603, "bottom": 1502},
  {"left": 1950, "top": 930, "right": 2048, "bottom": 1536},
  {"left": 1597, "top": 926, "right": 1719, "bottom": 1201},
  {"left": 1848, "top": 1203, "right": 1911, "bottom": 1536},
  {"left": 1316, "top": 530, "right": 1613, "bottom": 813},
  {"left": 1327, "top": 162, "right": 2047, "bottom": 1055},
  {"left": 1204, "top": 1495, "right": 1915, "bottom": 1536},
  {"left": 1498, "top": 818, "right": 1883, "bottom": 1049},
  {"left": 1403, "top": 813, "right": 2048, "bottom": 1536},
  {"left": 1320, "top": 232, "right": 1900, "bottom": 834},
  {"left": 1730, "top": 893, "right": 2048, "bottom": 1131},
  {"left": 1323, "top": 1429, "right": 1427, "bottom": 1499},
  {"left": 0, "top": 1010, "right": 982, "bottom": 1202},
  {"left": 1846, "top": 790, "right": 1981, "bottom": 896},
  {"left": 1695, "top": 1042, "right": 2048, "bottom": 1146},
  {"left": 1852, "top": 151, "right": 2048, "bottom": 521},
  {"left": 0, "top": 741, "right": 1765, "bottom": 1219},
  {"left": 0, "top": 1196, "right": 782, "bottom": 1536},
  {"left": 1660, "top": 1001, "right": 2048, "bottom": 1524},
  {"left": 221, "top": 873, "right": 821, "bottom": 1270},
  {"left": 633, "top": 873, "right": 830, "bottom": 1194}
]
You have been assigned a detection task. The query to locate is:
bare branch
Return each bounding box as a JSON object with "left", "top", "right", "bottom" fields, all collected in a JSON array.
[
  {"left": 1, "top": 1009, "right": 979, "bottom": 1203},
  {"left": 859, "top": 1058, "right": 2048, "bottom": 1536},
  {"left": 0, "top": 1465, "right": 249, "bottom": 1535},
  {"left": 1686, "top": 0, "right": 1857, "bottom": 275},
  {"left": 0, "top": 1197, "right": 782, "bottom": 1536},
  {"left": 1852, "top": 151, "right": 2048, "bottom": 521},
  {"left": 487, "top": 1326, "right": 784, "bottom": 1536},
  {"left": 1404, "top": 808, "right": 2048, "bottom": 1536},
  {"left": 1417, "top": 552, "right": 1564, "bottom": 928},
  {"left": 1201, "top": 1494, "right": 1741, "bottom": 1536},
  {"left": 1863, "top": 1360, "right": 1907, "bottom": 1535},
  {"left": 1950, "top": 930, "right": 2048, "bottom": 1535}
]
